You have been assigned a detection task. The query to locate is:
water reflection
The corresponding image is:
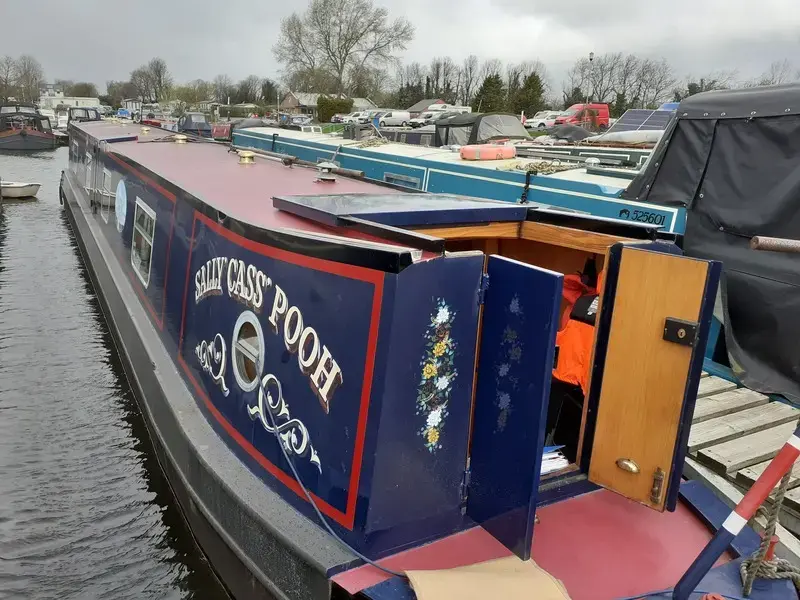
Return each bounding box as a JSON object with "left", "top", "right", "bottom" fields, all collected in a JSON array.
[{"left": 0, "top": 148, "right": 227, "bottom": 600}]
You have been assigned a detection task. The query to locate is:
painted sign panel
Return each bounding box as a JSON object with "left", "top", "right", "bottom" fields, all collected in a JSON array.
[{"left": 178, "top": 211, "right": 384, "bottom": 530}]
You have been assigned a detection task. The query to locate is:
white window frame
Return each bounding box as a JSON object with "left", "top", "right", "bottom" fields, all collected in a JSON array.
[
  {"left": 84, "top": 150, "right": 93, "bottom": 192},
  {"left": 70, "top": 140, "right": 79, "bottom": 173},
  {"left": 131, "top": 197, "right": 156, "bottom": 288},
  {"left": 100, "top": 168, "right": 112, "bottom": 223}
]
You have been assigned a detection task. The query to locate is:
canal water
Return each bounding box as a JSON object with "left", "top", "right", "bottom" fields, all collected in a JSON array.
[{"left": 0, "top": 149, "right": 228, "bottom": 599}]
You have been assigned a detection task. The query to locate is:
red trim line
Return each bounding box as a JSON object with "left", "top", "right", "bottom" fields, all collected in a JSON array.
[
  {"left": 177, "top": 209, "right": 384, "bottom": 530},
  {"left": 108, "top": 152, "right": 177, "bottom": 204}
]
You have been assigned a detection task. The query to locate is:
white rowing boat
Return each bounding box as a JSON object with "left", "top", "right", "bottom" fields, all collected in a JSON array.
[{"left": 1, "top": 181, "right": 41, "bottom": 198}]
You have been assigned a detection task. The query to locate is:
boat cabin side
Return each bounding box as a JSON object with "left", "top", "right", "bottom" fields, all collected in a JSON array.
[{"left": 62, "top": 124, "right": 720, "bottom": 566}]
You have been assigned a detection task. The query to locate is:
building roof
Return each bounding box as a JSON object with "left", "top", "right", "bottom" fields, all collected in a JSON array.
[
  {"left": 290, "top": 92, "right": 324, "bottom": 107},
  {"left": 406, "top": 98, "right": 444, "bottom": 113},
  {"left": 351, "top": 97, "right": 377, "bottom": 110}
]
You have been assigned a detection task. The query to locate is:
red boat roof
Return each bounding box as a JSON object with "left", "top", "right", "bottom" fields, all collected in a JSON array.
[{"left": 77, "top": 122, "right": 418, "bottom": 250}]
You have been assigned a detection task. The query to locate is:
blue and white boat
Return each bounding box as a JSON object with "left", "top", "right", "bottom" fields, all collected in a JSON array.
[{"left": 232, "top": 110, "right": 685, "bottom": 232}]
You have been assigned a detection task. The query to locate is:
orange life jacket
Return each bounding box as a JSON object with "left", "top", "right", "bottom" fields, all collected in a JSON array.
[{"left": 553, "top": 271, "right": 604, "bottom": 395}]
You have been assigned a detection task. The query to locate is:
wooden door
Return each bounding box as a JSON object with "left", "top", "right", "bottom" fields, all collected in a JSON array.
[{"left": 589, "top": 245, "right": 720, "bottom": 510}]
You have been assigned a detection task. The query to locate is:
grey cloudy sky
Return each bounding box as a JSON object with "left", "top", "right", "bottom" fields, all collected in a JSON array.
[{"left": 2, "top": 0, "right": 799, "bottom": 92}]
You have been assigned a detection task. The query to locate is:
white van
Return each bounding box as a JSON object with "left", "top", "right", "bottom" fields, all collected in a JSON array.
[{"left": 379, "top": 111, "right": 411, "bottom": 127}]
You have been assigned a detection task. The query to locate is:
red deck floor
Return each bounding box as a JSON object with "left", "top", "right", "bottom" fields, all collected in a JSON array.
[{"left": 333, "top": 489, "right": 728, "bottom": 600}]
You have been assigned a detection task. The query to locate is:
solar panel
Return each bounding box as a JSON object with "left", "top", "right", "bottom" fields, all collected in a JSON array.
[{"left": 607, "top": 109, "right": 673, "bottom": 134}]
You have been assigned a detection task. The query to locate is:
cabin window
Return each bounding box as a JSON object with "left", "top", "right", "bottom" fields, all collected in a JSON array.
[
  {"left": 70, "top": 140, "right": 79, "bottom": 172},
  {"left": 100, "top": 169, "right": 112, "bottom": 223},
  {"left": 131, "top": 198, "right": 156, "bottom": 288},
  {"left": 232, "top": 311, "right": 264, "bottom": 392},
  {"left": 84, "top": 151, "right": 93, "bottom": 191}
]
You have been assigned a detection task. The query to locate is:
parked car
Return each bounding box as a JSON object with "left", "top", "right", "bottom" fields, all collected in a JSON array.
[
  {"left": 290, "top": 115, "right": 313, "bottom": 126},
  {"left": 378, "top": 110, "right": 411, "bottom": 127},
  {"left": 342, "top": 111, "right": 370, "bottom": 124},
  {"left": 525, "top": 110, "right": 562, "bottom": 129},
  {"left": 330, "top": 113, "right": 347, "bottom": 123},
  {"left": 554, "top": 103, "right": 610, "bottom": 129},
  {"left": 409, "top": 111, "right": 435, "bottom": 128}
]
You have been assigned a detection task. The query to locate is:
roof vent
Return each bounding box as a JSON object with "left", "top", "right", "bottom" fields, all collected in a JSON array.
[
  {"left": 585, "top": 157, "right": 600, "bottom": 167},
  {"left": 140, "top": 126, "right": 150, "bottom": 135},
  {"left": 238, "top": 150, "right": 255, "bottom": 166},
  {"left": 316, "top": 161, "right": 337, "bottom": 182},
  {"left": 174, "top": 134, "right": 188, "bottom": 144}
]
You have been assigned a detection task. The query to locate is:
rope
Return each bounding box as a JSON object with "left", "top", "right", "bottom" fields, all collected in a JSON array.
[{"left": 740, "top": 469, "right": 800, "bottom": 594}]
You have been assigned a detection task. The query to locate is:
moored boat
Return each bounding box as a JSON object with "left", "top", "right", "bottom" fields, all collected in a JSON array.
[
  {"left": 60, "top": 119, "right": 798, "bottom": 600},
  {"left": 1, "top": 181, "right": 40, "bottom": 198},
  {"left": 0, "top": 104, "right": 57, "bottom": 151}
]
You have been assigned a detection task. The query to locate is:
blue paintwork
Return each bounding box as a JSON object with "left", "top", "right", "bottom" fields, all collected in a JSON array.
[
  {"left": 678, "top": 480, "right": 760, "bottom": 558},
  {"left": 67, "top": 126, "right": 495, "bottom": 560},
  {"left": 467, "top": 257, "right": 563, "bottom": 560},
  {"left": 667, "top": 257, "right": 721, "bottom": 510},
  {"left": 273, "top": 193, "right": 529, "bottom": 228},
  {"left": 232, "top": 129, "right": 687, "bottom": 234}
]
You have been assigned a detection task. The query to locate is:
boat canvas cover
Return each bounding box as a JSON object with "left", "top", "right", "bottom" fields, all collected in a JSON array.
[
  {"left": 434, "top": 113, "right": 529, "bottom": 146},
  {"left": 624, "top": 84, "right": 800, "bottom": 401}
]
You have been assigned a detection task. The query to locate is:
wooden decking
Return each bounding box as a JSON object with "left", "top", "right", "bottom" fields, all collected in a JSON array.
[{"left": 684, "top": 373, "right": 800, "bottom": 537}]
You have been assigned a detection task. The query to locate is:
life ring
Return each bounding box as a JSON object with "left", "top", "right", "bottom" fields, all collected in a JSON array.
[{"left": 459, "top": 144, "right": 516, "bottom": 161}]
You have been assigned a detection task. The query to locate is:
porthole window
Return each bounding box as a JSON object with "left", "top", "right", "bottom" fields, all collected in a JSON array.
[
  {"left": 232, "top": 311, "right": 265, "bottom": 392},
  {"left": 131, "top": 198, "right": 155, "bottom": 288}
]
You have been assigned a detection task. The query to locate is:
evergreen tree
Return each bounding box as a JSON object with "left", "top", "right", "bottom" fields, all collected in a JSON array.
[
  {"left": 511, "top": 72, "right": 545, "bottom": 116},
  {"left": 471, "top": 74, "right": 506, "bottom": 113}
]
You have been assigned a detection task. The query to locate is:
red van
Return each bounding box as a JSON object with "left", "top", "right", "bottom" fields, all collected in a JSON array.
[{"left": 555, "top": 103, "right": 610, "bottom": 129}]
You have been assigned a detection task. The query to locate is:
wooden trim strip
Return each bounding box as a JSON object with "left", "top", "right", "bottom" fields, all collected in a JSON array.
[
  {"left": 414, "top": 222, "right": 520, "bottom": 240},
  {"left": 520, "top": 221, "right": 632, "bottom": 254}
]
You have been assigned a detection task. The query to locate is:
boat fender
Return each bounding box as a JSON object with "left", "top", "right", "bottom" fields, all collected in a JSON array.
[{"left": 459, "top": 144, "right": 516, "bottom": 161}]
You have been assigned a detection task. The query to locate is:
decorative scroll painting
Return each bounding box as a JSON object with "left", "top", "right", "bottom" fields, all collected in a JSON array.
[
  {"left": 417, "top": 299, "right": 458, "bottom": 452},
  {"left": 495, "top": 295, "right": 524, "bottom": 432}
]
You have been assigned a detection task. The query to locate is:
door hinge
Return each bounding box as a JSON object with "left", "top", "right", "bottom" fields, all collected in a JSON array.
[
  {"left": 477, "top": 274, "right": 490, "bottom": 306},
  {"left": 460, "top": 456, "right": 472, "bottom": 510},
  {"left": 663, "top": 317, "right": 698, "bottom": 347},
  {"left": 650, "top": 467, "right": 665, "bottom": 504}
]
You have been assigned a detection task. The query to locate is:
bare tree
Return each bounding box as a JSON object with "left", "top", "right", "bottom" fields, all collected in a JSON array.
[
  {"left": 640, "top": 58, "right": 677, "bottom": 107},
  {"left": 274, "top": 0, "right": 414, "bottom": 95},
  {"left": 758, "top": 59, "right": 795, "bottom": 85},
  {"left": 429, "top": 57, "right": 443, "bottom": 96},
  {"left": 14, "top": 55, "right": 44, "bottom": 103},
  {"left": 146, "top": 58, "right": 172, "bottom": 102},
  {"left": 0, "top": 56, "right": 16, "bottom": 103},
  {"left": 440, "top": 57, "right": 457, "bottom": 103},
  {"left": 460, "top": 55, "right": 479, "bottom": 106},
  {"left": 273, "top": 13, "right": 320, "bottom": 79},
  {"left": 479, "top": 58, "right": 503, "bottom": 81},
  {"left": 130, "top": 67, "right": 154, "bottom": 102},
  {"left": 212, "top": 74, "right": 234, "bottom": 103}
]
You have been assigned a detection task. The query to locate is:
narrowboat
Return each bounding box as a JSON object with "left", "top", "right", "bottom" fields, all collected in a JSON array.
[
  {"left": 0, "top": 103, "right": 57, "bottom": 151},
  {"left": 229, "top": 113, "right": 683, "bottom": 233},
  {"left": 60, "top": 120, "right": 797, "bottom": 600}
]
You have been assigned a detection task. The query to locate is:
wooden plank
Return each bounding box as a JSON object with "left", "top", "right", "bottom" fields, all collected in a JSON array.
[
  {"left": 589, "top": 248, "right": 708, "bottom": 509},
  {"left": 519, "top": 221, "right": 631, "bottom": 254},
  {"left": 692, "top": 388, "right": 769, "bottom": 424},
  {"left": 736, "top": 459, "right": 800, "bottom": 491},
  {"left": 696, "top": 422, "right": 797, "bottom": 473},
  {"left": 683, "top": 457, "right": 800, "bottom": 564},
  {"left": 697, "top": 375, "right": 738, "bottom": 398},
  {"left": 688, "top": 402, "right": 799, "bottom": 452},
  {"left": 415, "top": 222, "right": 520, "bottom": 240},
  {"left": 782, "top": 487, "right": 800, "bottom": 515}
]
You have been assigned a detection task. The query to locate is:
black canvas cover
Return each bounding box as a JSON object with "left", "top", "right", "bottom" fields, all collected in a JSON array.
[
  {"left": 434, "top": 113, "right": 529, "bottom": 146},
  {"left": 624, "top": 84, "right": 800, "bottom": 401}
]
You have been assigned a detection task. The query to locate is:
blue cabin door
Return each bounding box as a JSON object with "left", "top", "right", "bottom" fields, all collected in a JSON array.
[
  {"left": 588, "top": 244, "right": 720, "bottom": 511},
  {"left": 466, "top": 255, "right": 563, "bottom": 560}
]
